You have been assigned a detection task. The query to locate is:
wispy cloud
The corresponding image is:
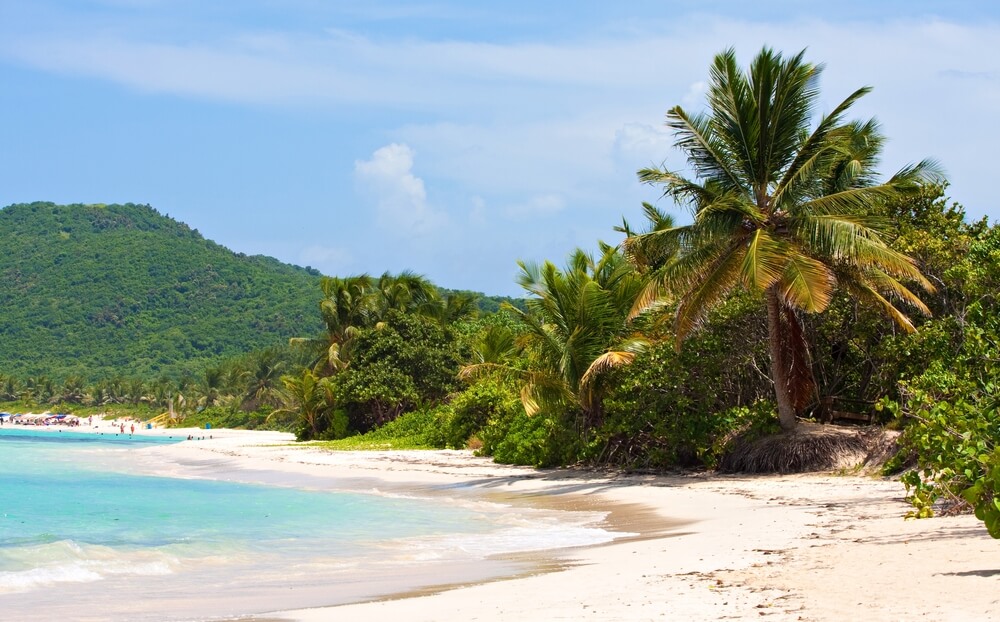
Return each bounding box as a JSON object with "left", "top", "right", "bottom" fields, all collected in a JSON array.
[{"left": 2, "top": 4, "right": 999, "bottom": 293}]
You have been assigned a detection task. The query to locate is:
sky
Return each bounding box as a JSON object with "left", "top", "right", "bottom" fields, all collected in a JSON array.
[{"left": 1, "top": 1, "right": 998, "bottom": 296}]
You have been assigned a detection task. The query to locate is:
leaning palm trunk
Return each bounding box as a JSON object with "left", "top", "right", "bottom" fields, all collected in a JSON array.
[
  {"left": 766, "top": 288, "right": 816, "bottom": 431},
  {"left": 766, "top": 288, "right": 797, "bottom": 430}
]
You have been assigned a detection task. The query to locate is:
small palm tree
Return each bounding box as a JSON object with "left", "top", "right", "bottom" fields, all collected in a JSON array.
[
  {"left": 466, "top": 245, "right": 647, "bottom": 429},
  {"left": 628, "top": 47, "right": 941, "bottom": 431},
  {"left": 271, "top": 369, "right": 335, "bottom": 440},
  {"left": 0, "top": 375, "right": 20, "bottom": 402},
  {"left": 57, "top": 375, "right": 88, "bottom": 404},
  {"left": 195, "top": 366, "right": 226, "bottom": 408},
  {"left": 239, "top": 347, "right": 287, "bottom": 411}
]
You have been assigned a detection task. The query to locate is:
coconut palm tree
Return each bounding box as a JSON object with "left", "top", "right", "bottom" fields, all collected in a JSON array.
[
  {"left": 291, "top": 274, "right": 374, "bottom": 374},
  {"left": 616, "top": 202, "right": 677, "bottom": 272},
  {"left": 628, "top": 47, "right": 941, "bottom": 431},
  {"left": 0, "top": 375, "right": 20, "bottom": 402},
  {"left": 57, "top": 375, "right": 88, "bottom": 404}
]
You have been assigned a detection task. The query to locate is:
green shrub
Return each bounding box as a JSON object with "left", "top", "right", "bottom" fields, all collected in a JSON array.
[
  {"left": 592, "top": 305, "right": 773, "bottom": 469},
  {"left": 884, "top": 317, "right": 1000, "bottom": 537},
  {"left": 478, "top": 404, "right": 581, "bottom": 467},
  {"left": 443, "top": 379, "right": 519, "bottom": 449},
  {"left": 315, "top": 408, "right": 350, "bottom": 441}
]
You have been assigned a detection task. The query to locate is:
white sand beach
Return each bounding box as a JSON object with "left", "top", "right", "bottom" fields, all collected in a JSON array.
[{"left": 86, "top": 428, "right": 994, "bottom": 622}]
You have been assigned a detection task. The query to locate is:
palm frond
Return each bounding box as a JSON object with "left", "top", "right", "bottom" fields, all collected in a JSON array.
[
  {"left": 773, "top": 85, "right": 872, "bottom": 204},
  {"left": 740, "top": 228, "right": 787, "bottom": 290},
  {"left": 665, "top": 105, "right": 746, "bottom": 192},
  {"left": 675, "top": 239, "right": 747, "bottom": 340},
  {"left": 776, "top": 253, "right": 835, "bottom": 312},
  {"left": 849, "top": 281, "right": 918, "bottom": 333},
  {"left": 863, "top": 268, "right": 932, "bottom": 317},
  {"left": 792, "top": 214, "right": 934, "bottom": 290}
]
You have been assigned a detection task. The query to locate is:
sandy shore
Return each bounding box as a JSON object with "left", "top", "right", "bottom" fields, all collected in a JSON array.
[
  {"left": 82, "top": 428, "right": 990, "bottom": 622},
  {"left": 11, "top": 420, "right": 996, "bottom": 620}
]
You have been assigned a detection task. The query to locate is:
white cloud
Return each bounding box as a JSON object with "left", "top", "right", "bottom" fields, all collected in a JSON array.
[{"left": 353, "top": 143, "right": 446, "bottom": 234}]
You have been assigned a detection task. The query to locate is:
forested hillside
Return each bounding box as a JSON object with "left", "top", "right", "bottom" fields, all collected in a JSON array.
[{"left": 0, "top": 202, "right": 323, "bottom": 380}]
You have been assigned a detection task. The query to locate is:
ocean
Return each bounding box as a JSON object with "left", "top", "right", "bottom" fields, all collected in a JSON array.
[{"left": 0, "top": 428, "right": 618, "bottom": 621}]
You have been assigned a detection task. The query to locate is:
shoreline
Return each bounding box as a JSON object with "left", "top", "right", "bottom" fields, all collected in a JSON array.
[
  {"left": 134, "top": 431, "right": 997, "bottom": 621},
  {"left": 7, "top": 424, "right": 996, "bottom": 620}
]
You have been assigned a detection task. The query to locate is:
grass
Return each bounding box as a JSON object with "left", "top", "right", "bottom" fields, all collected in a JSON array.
[
  {"left": 309, "top": 408, "right": 447, "bottom": 451},
  {"left": 310, "top": 437, "right": 438, "bottom": 451}
]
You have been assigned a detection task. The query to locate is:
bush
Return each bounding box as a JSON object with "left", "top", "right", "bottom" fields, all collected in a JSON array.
[
  {"left": 884, "top": 316, "right": 1000, "bottom": 537},
  {"left": 883, "top": 366, "right": 1000, "bottom": 535},
  {"left": 315, "top": 408, "right": 350, "bottom": 441},
  {"left": 335, "top": 311, "right": 465, "bottom": 431},
  {"left": 592, "top": 299, "right": 773, "bottom": 470},
  {"left": 442, "top": 379, "right": 519, "bottom": 449},
  {"left": 478, "top": 405, "right": 581, "bottom": 468}
]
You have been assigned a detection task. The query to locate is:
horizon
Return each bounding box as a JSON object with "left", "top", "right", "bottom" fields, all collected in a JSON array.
[{"left": 1, "top": 1, "right": 997, "bottom": 296}]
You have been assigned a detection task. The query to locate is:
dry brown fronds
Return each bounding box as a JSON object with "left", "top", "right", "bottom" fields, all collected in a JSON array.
[{"left": 718, "top": 423, "right": 899, "bottom": 474}]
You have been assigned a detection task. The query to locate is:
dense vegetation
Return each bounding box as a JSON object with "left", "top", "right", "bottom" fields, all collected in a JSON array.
[
  {"left": 2, "top": 48, "right": 998, "bottom": 537},
  {"left": 0, "top": 202, "right": 323, "bottom": 379},
  {"left": 0, "top": 202, "right": 513, "bottom": 381}
]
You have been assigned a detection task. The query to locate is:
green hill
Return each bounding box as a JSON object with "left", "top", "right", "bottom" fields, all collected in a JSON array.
[{"left": 0, "top": 202, "right": 323, "bottom": 380}]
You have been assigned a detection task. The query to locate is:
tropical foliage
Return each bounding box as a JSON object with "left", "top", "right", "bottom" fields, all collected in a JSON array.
[{"left": 463, "top": 244, "right": 647, "bottom": 432}]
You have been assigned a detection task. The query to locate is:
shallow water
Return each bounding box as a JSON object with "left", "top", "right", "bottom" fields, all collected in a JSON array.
[{"left": 0, "top": 428, "right": 619, "bottom": 621}]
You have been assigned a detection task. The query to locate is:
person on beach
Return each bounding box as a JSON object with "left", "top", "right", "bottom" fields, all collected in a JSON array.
[{"left": 130, "top": 423, "right": 135, "bottom": 435}]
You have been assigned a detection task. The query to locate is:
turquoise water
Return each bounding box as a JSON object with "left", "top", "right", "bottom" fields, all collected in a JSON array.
[{"left": 0, "top": 429, "right": 617, "bottom": 621}]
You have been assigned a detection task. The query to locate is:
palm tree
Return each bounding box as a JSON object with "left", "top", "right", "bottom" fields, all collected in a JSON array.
[
  {"left": 628, "top": 47, "right": 941, "bottom": 431},
  {"left": 0, "top": 375, "right": 20, "bottom": 402},
  {"left": 239, "top": 347, "right": 287, "bottom": 411},
  {"left": 616, "top": 202, "right": 677, "bottom": 272},
  {"left": 57, "top": 375, "right": 88, "bottom": 404},
  {"left": 373, "top": 271, "right": 440, "bottom": 317},
  {"left": 291, "top": 275, "right": 374, "bottom": 374},
  {"left": 293, "top": 272, "right": 467, "bottom": 374},
  {"left": 124, "top": 378, "right": 147, "bottom": 406},
  {"left": 466, "top": 245, "right": 647, "bottom": 429},
  {"left": 195, "top": 366, "right": 226, "bottom": 408},
  {"left": 271, "top": 369, "right": 335, "bottom": 440}
]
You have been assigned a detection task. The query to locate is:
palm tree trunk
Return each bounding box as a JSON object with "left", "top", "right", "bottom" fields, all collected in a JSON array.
[{"left": 766, "top": 287, "right": 798, "bottom": 432}]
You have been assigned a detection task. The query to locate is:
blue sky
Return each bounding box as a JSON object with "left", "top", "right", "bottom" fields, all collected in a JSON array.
[{"left": 1, "top": 1, "right": 997, "bottom": 296}]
